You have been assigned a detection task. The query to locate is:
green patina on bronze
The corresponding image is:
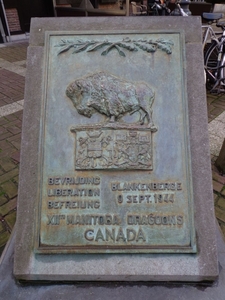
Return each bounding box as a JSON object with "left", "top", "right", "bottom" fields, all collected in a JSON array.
[
  {"left": 55, "top": 37, "right": 174, "bottom": 56},
  {"left": 35, "top": 31, "right": 196, "bottom": 254}
]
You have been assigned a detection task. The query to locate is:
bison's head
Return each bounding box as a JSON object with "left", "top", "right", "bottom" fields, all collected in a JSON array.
[
  {"left": 66, "top": 81, "right": 83, "bottom": 100},
  {"left": 66, "top": 80, "right": 95, "bottom": 118}
]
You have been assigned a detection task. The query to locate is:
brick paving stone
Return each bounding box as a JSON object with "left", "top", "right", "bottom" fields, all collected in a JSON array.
[
  {"left": 0, "top": 112, "right": 23, "bottom": 166},
  {"left": 0, "top": 197, "right": 17, "bottom": 216},
  {"left": 0, "top": 157, "right": 17, "bottom": 172},
  {"left": 213, "top": 97, "right": 225, "bottom": 104},
  {"left": 0, "top": 221, "right": 4, "bottom": 232},
  {"left": 4, "top": 113, "right": 18, "bottom": 122},
  {"left": 10, "top": 139, "right": 21, "bottom": 150},
  {"left": 0, "top": 168, "right": 19, "bottom": 184},
  {"left": 4, "top": 211, "right": 16, "bottom": 230},
  {"left": 215, "top": 206, "right": 225, "bottom": 223},
  {"left": 212, "top": 170, "right": 225, "bottom": 185},
  {"left": 0, "top": 131, "right": 13, "bottom": 142},
  {"left": 208, "top": 117, "right": 214, "bottom": 122},
  {"left": 5, "top": 125, "right": 21, "bottom": 135},
  {"left": 207, "top": 97, "right": 216, "bottom": 105},
  {"left": 218, "top": 222, "right": 225, "bottom": 237},
  {"left": 0, "top": 43, "right": 28, "bottom": 63},
  {"left": 213, "top": 103, "right": 225, "bottom": 110},
  {"left": 11, "top": 175, "right": 19, "bottom": 187},
  {"left": 0, "top": 194, "right": 8, "bottom": 206},
  {"left": 0, "top": 117, "right": 10, "bottom": 126},
  {"left": 214, "top": 193, "right": 219, "bottom": 202},
  {"left": 0, "top": 69, "right": 25, "bottom": 105},
  {"left": 0, "top": 146, "right": 17, "bottom": 159},
  {"left": 222, "top": 189, "right": 225, "bottom": 197},
  {"left": 0, "top": 140, "right": 12, "bottom": 151},
  {"left": 1, "top": 181, "right": 17, "bottom": 199},
  {"left": 213, "top": 180, "right": 224, "bottom": 193},
  {"left": 3, "top": 119, "right": 22, "bottom": 128},
  {"left": 210, "top": 107, "right": 224, "bottom": 118},
  {"left": 0, "top": 230, "right": 10, "bottom": 248},
  {"left": 7, "top": 133, "right": 21, "bottom": 142},
  {"left": 0, "top": 98, "right": 12, "bottom": 107},
  {"left": 207, "top": 104, "right": 216, "bottom": 112},
  {"left": 1, "top": 119, "right": 22, "bottom": 135},
  {"left": 217, "top": 197, "right": 225, "bottom": 210},
  {"left": 0, "top": 126, "right": 9, "bottom": 135},
  {"left": 13, "top": 110, "right": 23, "bottom": 120},
  {"left": 10, "top": 151, "right": 20, "bottom": 163}
]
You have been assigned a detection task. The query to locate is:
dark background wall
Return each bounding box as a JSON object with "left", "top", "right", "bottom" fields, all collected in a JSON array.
[{"left": 3, "top": 0, "right": 54, "bottom": 32}]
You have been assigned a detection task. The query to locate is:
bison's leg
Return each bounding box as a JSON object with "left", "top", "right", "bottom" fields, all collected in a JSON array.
[
  {"left": 135, "top": 107, "right": 148, "bottom": 125},
  {"left": 129, "top": 105, "right": 147, "bottom": 125},
  {"left": 129, "top": 105, "right": 140, "bottom": 116},
  {"left": 139, "top": 107, "right": 155, "bottom": 126}
]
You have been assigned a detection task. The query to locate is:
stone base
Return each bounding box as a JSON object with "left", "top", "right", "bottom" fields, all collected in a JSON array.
[
  {"left": 13, "top": 16, "right": 218, "bottom": 281},
  {"left": 1, "top": 224, "right": 225, "bottom": 298}
]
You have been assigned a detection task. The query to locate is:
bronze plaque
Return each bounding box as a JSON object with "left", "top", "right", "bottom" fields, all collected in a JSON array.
[{"left": 35, "top": 31, "right": 196, "bottom": 253}]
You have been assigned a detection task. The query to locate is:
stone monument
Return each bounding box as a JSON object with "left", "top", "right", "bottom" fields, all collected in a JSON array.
[{"left": 13, "top": 16, "right": 218, "bottom": 282}]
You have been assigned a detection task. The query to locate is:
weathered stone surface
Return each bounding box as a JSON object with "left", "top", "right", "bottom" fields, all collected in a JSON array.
[
  {"left": 1, "top": 227, "right": 225, "bottom": 298},
  {"left": 14, "top": 17, "right": 218, "bottom": 282}
]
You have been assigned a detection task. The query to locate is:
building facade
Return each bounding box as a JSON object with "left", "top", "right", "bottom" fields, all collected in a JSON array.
[{"left": 0, "top": 0, "right": 54, "bottom": 42}]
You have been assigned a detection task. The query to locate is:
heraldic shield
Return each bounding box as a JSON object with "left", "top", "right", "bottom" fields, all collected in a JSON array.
[{"left": 71, "top": 124, "right": 157, "bottom": 170}]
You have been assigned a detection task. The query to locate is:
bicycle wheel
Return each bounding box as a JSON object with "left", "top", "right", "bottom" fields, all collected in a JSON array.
[{"left": 204, "top": 40, "right": 225, "bottom": 92}]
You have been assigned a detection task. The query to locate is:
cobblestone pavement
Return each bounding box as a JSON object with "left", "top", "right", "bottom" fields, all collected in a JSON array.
[{"left": 0, "top": 40, "right": 225, "bottom": 256}]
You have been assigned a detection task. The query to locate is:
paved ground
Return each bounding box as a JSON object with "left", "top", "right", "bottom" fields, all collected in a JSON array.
[{"left": 0, "top": 40, "right": 224, "bottom": 256}]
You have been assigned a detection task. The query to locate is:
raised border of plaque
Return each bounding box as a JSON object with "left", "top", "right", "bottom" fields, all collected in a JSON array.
[
  {"left": 14, "top": 17, "right": 218, "bottom": 282},
  {"left": 33, "top": 30, "right": 196, "bottom": 254}
]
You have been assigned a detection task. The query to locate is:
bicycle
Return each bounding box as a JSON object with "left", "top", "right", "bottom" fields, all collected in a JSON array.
[
  {"left": 203, "top": 12, "right": 225, "bottom": 93},
  {"left": 148, "top": 0, "right": 188, "bottom": 16},
  {"left": 148, "top": 2, "right": 225, "bottom": 93}
]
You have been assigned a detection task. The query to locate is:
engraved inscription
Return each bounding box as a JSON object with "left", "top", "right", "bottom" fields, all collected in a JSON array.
[
  {"left": 39, "top": 174, "right": 191, "bottom": 252},
  {"left": 127, "top": 214, "right": 183, "bottom": 225},
  {"left": 111, "top": 182, "right": 182, "bottom": 191},
  {"left": 48, "top": 176, "right": 100, "bottom": 185},
  {"left": 48, "top": 200, "right": 100, "bottom": 209},
  {"left": 84, "top": 227, "right": 146, "bottom": 242}
]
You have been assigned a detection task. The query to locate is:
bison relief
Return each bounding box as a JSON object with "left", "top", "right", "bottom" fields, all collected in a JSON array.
[{"left": 66, "top": 72, "right": 155, "bottom": 126}]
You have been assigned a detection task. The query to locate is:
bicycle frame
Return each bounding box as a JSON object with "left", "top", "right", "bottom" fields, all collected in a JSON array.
[
  {"left": 212, "top": 35, "right": 225, "bottom": 90},
  {"left": 202, "top": 25, "right": 220, "bottom": 50},
  {"left": 202, "top": 12, "right": 225, "bottom": 93},
  {"left": 205, "top": 40, "right": 225, "bottom": 92}
]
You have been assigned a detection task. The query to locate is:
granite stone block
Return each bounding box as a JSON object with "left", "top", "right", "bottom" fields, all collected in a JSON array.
[{"left": 14, "top": 16, "right": 218, "bottom": 282}]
